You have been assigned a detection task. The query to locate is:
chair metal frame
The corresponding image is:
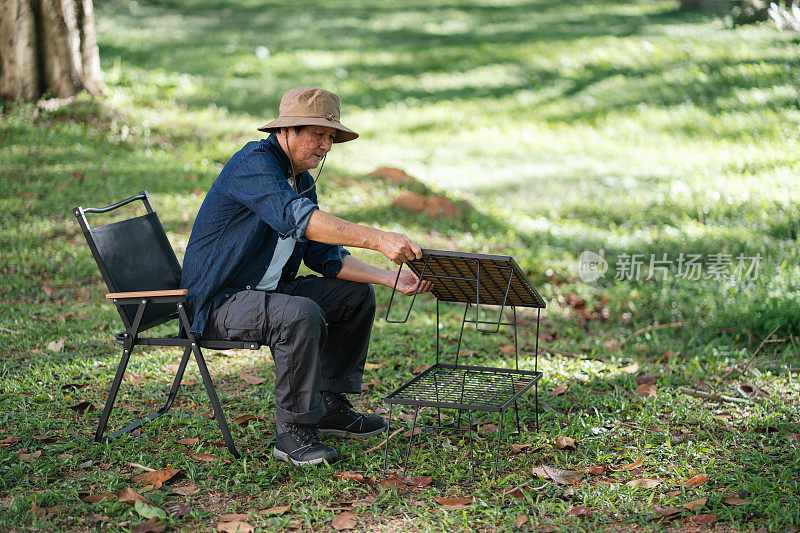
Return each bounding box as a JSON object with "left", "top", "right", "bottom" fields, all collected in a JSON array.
[{"left": 74, "top": 191, "right": 257, "bottom": 458}]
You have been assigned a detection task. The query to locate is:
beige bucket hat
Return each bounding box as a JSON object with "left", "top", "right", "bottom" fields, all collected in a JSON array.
[{"left": 258, "top": 87, "right": 358, "bottom": 143}]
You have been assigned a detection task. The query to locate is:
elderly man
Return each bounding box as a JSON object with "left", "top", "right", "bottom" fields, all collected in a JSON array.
[{"left": 182, "top": 87, "right": 430, "bottom": 466}]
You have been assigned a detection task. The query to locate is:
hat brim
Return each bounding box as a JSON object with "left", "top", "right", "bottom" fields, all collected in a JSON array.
[{"left": 257, "top": 116, "right": 358, "bottom": 143}]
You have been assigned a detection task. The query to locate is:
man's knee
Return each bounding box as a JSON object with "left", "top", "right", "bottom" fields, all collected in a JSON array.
[{"left": 283, "top": 296, "right": 327, "bottom": 337}]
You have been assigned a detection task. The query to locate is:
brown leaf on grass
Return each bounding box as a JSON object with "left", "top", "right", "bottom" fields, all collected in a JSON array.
[
  {"left": 19, "top": 450, "right": 41, "bottom": 461},
  {"left": 479, "top": 423, "right": 500, "bottom": 436},
  {"left": 555, "top": 436, "right": 576, "bottom": 450},
  {"left": 360, "top": 378, "right": 379, "bottom": 391},
  {"left": 662, "top": 350, "right": 676, "bottom": 362},
  {"left": 32, "top": 501, "right": 46, "bottom": 519},
  {"left": 434, "top": 496, "right": 472, "bottom": 509},
  {"left": 176, "top": 438, "right": 200, "bottom": 445},
  {"left": 240, "top": 370, "right": 266, "bottom": 385},
  {"left": 257, "top": 505, "right": 291, "bottom": 516},
  {"left": 217, "top": 521, "right": 254, "bottom": 533},
  {"left": 683, "top": 498, "right": 708, "bottom": 510},
  {"left": 548, "top": 385, "right": 567, "bottom": 397},
  {"left": 32, "top": 434, "right": 58, "bottom": 442},
  {"left": 604, "top": 339, "right": 619, "bottom": 351},
  {"left": 611, "top": 458, "right": 643, "bottom": 472},
  {"left": 568, "top": 506, "right": 592, "bottom": 517},
  {"left": 124, "top": 373, "right": 147, "bottom": 385},
  {"left": 636, "top": 383, "right": 657, "bottom": 397},
  {"left": 116, "top": 487, "right": 152, "bottom": 505},
  {"left": 189, "top": 452, "right": 218, "bottom": 463},
  {"left": 1, "top": 436, "right": 21, "bottom": 446},
  {"left": 200, "top": 410, "right": 215, "bottom": 419},
  {"left": 83, "top": 492, "right": 115, "bottom": 503},
  {"left": 542, "top": 465, "right": 584, "bottom": 485},
  {"left": 170, "top": 486, "right": 200, "bottom": 496},
  {"left": 627, "top": 478, "right": 662, "bottom": 489},
  {"left": 501, "top": 344, "right": 516, "bottom": 355},
  {"left": 331, "top": 511, "right": 358, "bottom": 530},
  {"left": 586, "top": 465, "right": 605, "bottom": 475},
  {"left": 402, "top": 427, "right": 422, "bottom": 438},
  {"left": 636, "top": 374, "right": 657, "bottom": 386},
  {"left": 653, "top": 506, "right": 682, "bottom": 519},
  {"left": 684, "top": 473, "right": 709, "bottom": 488},
  {"left": 788, "top": 434, "right": 800, "bottom": 443},
  {"left": 131, "top": 469, "right": 181, "bottom": 489},
  {"left": 666, "top": 490, "right": 681, "bottom": 497},
  {"left": 69, "top": 401, "right": 95, "bottom": 414},
  {"left": 131, "top": 517, "right": 165, "bottom": 533},
  {"left": 47, "top": 337, "right": 66, "bottom": 353},
  {"left": 724, "top": 497, "right": 750, "bottom": 506},
  {"left": 411, "top": 364, "right": 429, "bottom": 374},
  {"left": 220, "top": 513, "right": 250, "bottom": 522},
  {"left": 333, "top": 471, "right": 375, "bottom": 484},
  {"left": 515, "top": 514, "right": 530, "bottom": 527},
  {"left": 510, "top": 443, "right": 540, "bottom": 454},
  {"left": 687, "top": 514, "right": 717, "bottom": 524},
  {"left": 46, "top": 505, "right": 67, "bottom": 515},
  {"left": 233, "top": 414, "right": 257, "bottom": 427}
]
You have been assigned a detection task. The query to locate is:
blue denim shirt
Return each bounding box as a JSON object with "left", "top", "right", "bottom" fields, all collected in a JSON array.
[{"left": 181, "top": 133, "right": 349, "bottom": 337}]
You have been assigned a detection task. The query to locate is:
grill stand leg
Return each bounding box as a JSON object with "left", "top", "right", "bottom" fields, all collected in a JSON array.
[
  {"left": 402, "top": 406, "right": 420, "bottom": 476},
  {"left": 467, "top": 410, "right": 475, "bottom": 482},
  {"left": 535, "top": 383, "right": 540, "bottom": 431},
  {"left": 514, "top": 400, "right": 521, "bottom": 434},
  {"left": 383, "top": 404, "right": 394, "bottom": 474},
  {"left": 493, "top": 413, "right": 505, "bottom": 481}
]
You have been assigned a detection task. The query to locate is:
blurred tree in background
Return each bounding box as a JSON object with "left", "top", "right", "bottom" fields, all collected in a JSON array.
[{"left": 0, "top": 0, "right": 103, "bottom": 100}]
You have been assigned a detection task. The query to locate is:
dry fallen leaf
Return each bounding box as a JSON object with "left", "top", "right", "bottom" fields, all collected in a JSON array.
[
  {"left": 434, "top": 496, "right": 472, "bottom": 509},
  {"left": 627, "top": 478, "right": 662, "bottom": 489},
  {"left": 621, "top": 362, "right": 639, "bottom": 374},
  {"left": 568, "top": 506, "right": 592, "bottom": 517},
  {"left": 1, "top": 436, "right": 22, "bottom": 446},
  {"left": 83, "top": 492, "right": 115, "bottom": 503},
  {"left": 257, "top": 505, "right": 291, "bottom": 516},
  {"left": 189, "top": 453, "right": 218, "bottom": 463},
  {"left": 684, "top": 473, "right": 709, "bottom": 488},
  {"left": 636, "top": 383, "right": 657, "bottom": 397},
  {"left": 479, "top": 424, "right": 501, "bottom": 436},
  {"left": 542, "top": 465, "right": 584, "bottom": 485},
  {"left": 515, "top": 514, "right": 530, "bottom": 527},
  {"left": 788, "top": 434, "right": 800, "bottom": 444},
  {"left": 220, "top": 513, "right": 250, "bottom": 522},
  {"left": 19, "top": 450, "right": 42, "bottom": 462},
  {"left": 47, "top": 337, "right": 66, "bottom": 353},
  {"left": 687, "top": 514, "right": 717, "bottom": 524},
  {"left": 611, "top": 458, "right": 644, "bottom": 472},
  {"left": 411, "top": 364, "right": 429, "bottom": 374},
  {"left": 31, "top": 501, "right": 46, "bottom": 519},
  {"left": 360, "top": 378, "right": 379, "bottom": 391},
  {"left": 233, "top": 414, "right": 257, "bottom": 427},
  {"left": 333, "top": 471, "right": 375, "bottom": 484},
  {"left": 331, "top": 511, "right": 358, "bottom": 530},
  {"left": 240, "top": 370, "right": 267, "bottom": 385},
  {"left": 131, "top": 516, "right": 165, "bottom": 533},
  {"left": 683, "top": 498, "right": 707, "bottom": 511},
  {"left": 116, "top": 487, "right": 152, "bottom": 505},
  {"left": 555, "top": 436, "right": 576, "bottom": 450},
  {"left": 501, "top": 344, "right": 516, "bottom": 355},
  {"left": 653, "top": 505, "right": 682, "bottom": 519},
  {"left": 131, "top": 469, "right": 180, "bottom": 490},
  {"left": 170, "top": 486, "right": 200, "bottom": 496},
  {"left": 69, "top": 401, "right": 95, "bottom": 414},
  {"left": 724, "top": 497, "right": 750, "bottom": 506},
  {"left": 217, "top": 521, "right": 254, "bottom": 533},
  {"left": 586, "top": 465, "right": 605, "bottom": 475},
  {"left": 636, "top": 374, "right": 657, "bottom": 385},
  {"left": 176, "top": 438, "right": 200, "bottom": 445},
  {"left": 548, "top": 385, "right": 567, "bottom": 397}
]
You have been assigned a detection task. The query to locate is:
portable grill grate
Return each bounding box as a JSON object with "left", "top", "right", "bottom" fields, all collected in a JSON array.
[{"left": 381, "top": 249, "right": 546, "bottom": 480}]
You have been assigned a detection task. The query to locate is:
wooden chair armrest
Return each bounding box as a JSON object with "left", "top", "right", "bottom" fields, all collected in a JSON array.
[{"left": 106, "top": 289, "right": 188, "bottom": 299}]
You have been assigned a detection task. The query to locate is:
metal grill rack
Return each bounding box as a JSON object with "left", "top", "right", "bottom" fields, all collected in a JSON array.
[{"left": 382, "top": 249, "right": 546, "bottom": 480}]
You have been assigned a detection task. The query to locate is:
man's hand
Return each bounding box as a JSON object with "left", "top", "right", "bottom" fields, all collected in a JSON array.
[
  {"left": 378, "top": 232, "right": 422, "bottom": 265},
  {"left": 394, "top": 269, "right": 434, "bottom": 296}
]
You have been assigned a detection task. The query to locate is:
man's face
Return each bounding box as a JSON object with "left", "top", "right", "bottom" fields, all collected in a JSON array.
[{"left": 285, "top": 126, "right": 336, "bottom": 175}]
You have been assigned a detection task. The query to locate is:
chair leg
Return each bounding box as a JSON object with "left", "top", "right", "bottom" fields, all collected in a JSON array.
[
  {"left": 191, "top": 341, "right": 240, "bottom": 459},
  {"left": 104, "top": 346, "right": 192, "bottom": 440},
  {"left": 95, "top": 345, "right": 134, "bottom": 442}
]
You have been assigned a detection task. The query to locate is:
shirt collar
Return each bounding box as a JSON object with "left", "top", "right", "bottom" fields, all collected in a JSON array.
[{"left": 264, "top": 133, "right": 293, "bottom": 179}]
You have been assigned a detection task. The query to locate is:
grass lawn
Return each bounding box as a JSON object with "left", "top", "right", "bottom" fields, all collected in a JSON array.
[{"left": 2, "top": 0, "right": 800, "bottom": 530}]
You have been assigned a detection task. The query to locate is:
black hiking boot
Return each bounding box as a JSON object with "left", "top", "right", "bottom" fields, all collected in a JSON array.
[
  {"left": 317, "top": 391, "right": 388, "bottom": 439},
  {"left": 273, "top": 421, "right": 339, "bottom": 466}
]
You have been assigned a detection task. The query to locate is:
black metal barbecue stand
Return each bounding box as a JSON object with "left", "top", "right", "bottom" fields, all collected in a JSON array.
[
  {"left": 74, "top": 191, "right": 260, "bottom": 459},
  {"left": 382, "top": 249, "right": 546, "bottom": 481}
]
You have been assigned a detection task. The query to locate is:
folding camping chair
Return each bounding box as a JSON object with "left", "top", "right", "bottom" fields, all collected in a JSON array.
[{"left": 73, "top": 190, "right": 257, "bottom": 458}]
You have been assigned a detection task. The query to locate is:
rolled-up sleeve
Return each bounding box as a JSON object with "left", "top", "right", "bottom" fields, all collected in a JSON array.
[
  {"left": 223, "top": 152, "right": 317, "bottom": 241},
  {"left": 304, "top": 241, "right": 350, "bottom": 278}
]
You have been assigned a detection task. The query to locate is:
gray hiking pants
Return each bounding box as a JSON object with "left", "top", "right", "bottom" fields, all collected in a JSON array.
[{"left": 205, "top": 276, "right": 376, "bottom": 424}]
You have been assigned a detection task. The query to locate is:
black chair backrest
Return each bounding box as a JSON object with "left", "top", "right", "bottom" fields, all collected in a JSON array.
[{"left": 74, "top": 191, "right": 183, "bottom": 332}]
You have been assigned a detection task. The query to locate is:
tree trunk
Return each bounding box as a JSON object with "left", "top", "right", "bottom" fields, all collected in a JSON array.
[{"left": 0, "top": 0, "right": 103, "bottom": 101}]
